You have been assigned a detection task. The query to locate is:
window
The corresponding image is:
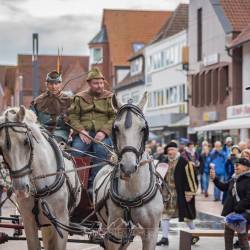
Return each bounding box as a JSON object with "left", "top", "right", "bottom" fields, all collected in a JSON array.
[
  {"left": 156, "top": 90, "right": 164, "bottom": 106},
  {"left": 179, "top": 84, "right": 186, "bottom": 102},
  {"left": 147, "top": 92, "right": 153, "bottom": 108},
  {"left": 130, "top": 57, "right": 143, "bottom": 76},
  {"left": 90, "top": 48, "right": 103, "bottom": 64},
  {"left": 197, "top": 8, "right": 203, "bottom": 61},
  {"left": 131, "top": 91, "right": 140, "bottom": 103},
  {"left": 169, "top": 87, "right": 178, "bottom": 104},
  {"left": 132, "top": 42, "right": 144, "bottom": 53}
]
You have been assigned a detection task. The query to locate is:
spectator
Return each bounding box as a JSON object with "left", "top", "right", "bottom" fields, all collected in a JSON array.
[
  {"left": 182, "top": 141, "right": 200, "bottom": 170},
  {"left": 223, "top": 137, "right": 233, "bottom": 158},
  {"left": 209, "top": 141, "right": 227, "bottom": 201},
  {"left": 210, "top": 158, "right": 250, "bottom": 250},
  {"left": 241, "top": 149, "right": 250, "bottom": 160},
  {"left": 156, "top": 141, "right": 199, "bottom": 246},
  {"left": 200, "top": 146, "right": 211, "bottom": 197},
  {"left": 225, "top": 145, "right": 241, "bottom": 180},
  {"left": 153, "top": 145, "right": 164, "bottom": 160},
  {"left": 246, "top": 139, "right": 250, "bottom": 150},
  {"left": 239, "top": 141, "right": 248, "bottom": 152}
]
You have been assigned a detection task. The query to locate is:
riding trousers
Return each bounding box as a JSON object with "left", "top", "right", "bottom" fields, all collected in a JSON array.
[{"left": 71, "top": 131, "right": 112, "bottom": 188}]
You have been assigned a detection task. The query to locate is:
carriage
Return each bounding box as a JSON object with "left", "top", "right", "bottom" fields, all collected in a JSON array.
[{"left": 0, "top": 92, "right": 166, "bottom": 250}]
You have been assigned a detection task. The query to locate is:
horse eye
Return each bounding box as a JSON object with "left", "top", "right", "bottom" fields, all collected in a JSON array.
[{"left": 24, "top": 138, "right": 29, "bottom": 145}]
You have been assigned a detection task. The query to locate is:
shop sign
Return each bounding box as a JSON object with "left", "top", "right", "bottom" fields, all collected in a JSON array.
[
  {"left": 203, "top": 111, "right": 218, "bottom": 122},
  {"left": 227, "top": 104, "right": 250, "bottom": 119},
  {"left": 203, "top": 53, "right": 219, "bottom": 66}
]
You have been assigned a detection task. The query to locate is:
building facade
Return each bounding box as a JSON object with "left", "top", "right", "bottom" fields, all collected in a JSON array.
[
  {"left": 188, "top": 0, "right": 250, "bottom": 143},
  {"left": 144, "top": 4, "right": 189, "bottom": 142},
  {"left": 89, "top": 9, "right": 172, "bottom": 88}
]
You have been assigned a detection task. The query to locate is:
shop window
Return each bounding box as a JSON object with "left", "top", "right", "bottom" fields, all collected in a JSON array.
[
  {"left": 205, "top": 70, "right": 212, "bottom": 105},
  {"left": 219, "top": 66, "right": 229, "bottom": 104},
  {"left": 199, "top": 72, "right": 205, "bottom": 107},
  {"left": 212, "top": 68, "right": 219, "bottom": 104}
]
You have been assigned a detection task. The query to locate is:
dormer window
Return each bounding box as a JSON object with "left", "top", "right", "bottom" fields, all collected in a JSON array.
[
  {"left": 130, "top": 57, "right": 143, "bottom": 76},
  {"left": 90, "top": 47, "right": 103, "bottom": 64},
  {"left": 132, "top": 43, "right": 144, "bottom": 53}
]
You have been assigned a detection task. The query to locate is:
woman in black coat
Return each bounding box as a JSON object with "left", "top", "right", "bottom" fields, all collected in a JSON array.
[{"left": 210, "top": 158, "right": 250, "bottom": 250}]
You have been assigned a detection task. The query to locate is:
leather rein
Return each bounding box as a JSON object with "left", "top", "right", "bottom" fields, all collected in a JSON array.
[{"left": 0, "top": 117, "right": 65, "bottom": 199}]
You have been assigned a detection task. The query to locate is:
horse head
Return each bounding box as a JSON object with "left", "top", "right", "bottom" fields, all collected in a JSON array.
[
  {"left": 0, "top": 106, "right": 42, "bottom": 199},
  {"left": 111, "top": 92, "right": 149, "bottom": 180}
]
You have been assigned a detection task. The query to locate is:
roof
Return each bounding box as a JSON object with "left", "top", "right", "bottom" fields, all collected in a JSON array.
[
  {"left": 211, "top": 0, "right": 250, "bottom": 33},
  {"left": 114, "top": 71, "right": 144, "bottom": 91},
  {"left": 91, "top": 9, "right": 172, "bottom": 67},
  {"left": 151, "top": 4, "right": 188, "bottom": 44},
  {"left": 17, "top": 54, "right": 89, "bottom": 93},
  {"left": 220, "top": 0, "right": 250, "bottom": 32},
  {"left": 229, "top": 24, "right": 250, "bottom": 48},
  {"left": 89, "top": 26, "right": 108, "bottom": 44}
]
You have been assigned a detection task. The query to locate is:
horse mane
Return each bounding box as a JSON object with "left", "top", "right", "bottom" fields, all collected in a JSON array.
[{"left": 2, "top": 107, "right": 37, "bottom": 124}]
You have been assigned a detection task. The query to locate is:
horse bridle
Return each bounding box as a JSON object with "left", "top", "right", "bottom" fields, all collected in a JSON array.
[
  {"left": 112, "top": 103, "right": 149, "bottom": 164},
  {"left": 0, "top": 115, "right": 34, "bottom": 179}
]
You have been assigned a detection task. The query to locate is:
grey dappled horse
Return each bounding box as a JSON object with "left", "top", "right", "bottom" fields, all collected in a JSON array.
[
  {"left": 0, "top": 106, "right": 81, "bottom": 250},
  {"left": 93, "top": 92, "right": 164, "bottom": 250}
]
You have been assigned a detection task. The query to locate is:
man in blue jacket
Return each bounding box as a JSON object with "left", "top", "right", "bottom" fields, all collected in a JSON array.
[{"left": 209, "top": 141, "right": 227, "bottom": 201}]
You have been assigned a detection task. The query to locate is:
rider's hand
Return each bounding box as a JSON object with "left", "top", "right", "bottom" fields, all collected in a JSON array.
[
  {"left": 79, "top": 129, "right": 91, "bottom": 144},
  {"left": 95, "top": 131, "right": 106, "bottom": 142},
  {"left": 210, "top": 165, "right": 216, "bottom": 180},
  {"left": 185, "top": 192, "right": 193, "bottom": 202}
]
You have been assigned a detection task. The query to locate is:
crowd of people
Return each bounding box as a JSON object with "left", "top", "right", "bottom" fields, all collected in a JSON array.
[
  {"left": 147, "top": 137, "right": 250, "bottom": 202},
  {"left": 147, "top": 138, "right": 250, "bottom": 249}
]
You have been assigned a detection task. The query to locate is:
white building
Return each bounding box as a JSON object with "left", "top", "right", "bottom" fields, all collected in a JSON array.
[
  {"left": 114, "top": 50, "right": 145, "bottom": 105},
  {"left": 144, "top": 4, "right": 189, "bottom": 141}
]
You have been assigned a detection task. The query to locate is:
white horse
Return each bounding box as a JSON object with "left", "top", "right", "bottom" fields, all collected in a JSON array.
[
  {"left": 93, "top": 93, "right": 164, "bottom": 250},
  {"left": 0, "top": 106, "right": 81, "bottom": 250}
]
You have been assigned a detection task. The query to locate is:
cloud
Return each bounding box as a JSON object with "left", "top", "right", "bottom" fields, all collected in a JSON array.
[{"left": 0, "top": 14, "right": 100, "bottom": 64}]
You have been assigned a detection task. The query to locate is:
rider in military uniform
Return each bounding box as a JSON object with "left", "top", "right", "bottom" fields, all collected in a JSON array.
[
  {"left": 30, "top": 70, "right": 70, "bottom": 142},
  {"left": 68, "top": 67, "right": 115, "bottom": 190}
]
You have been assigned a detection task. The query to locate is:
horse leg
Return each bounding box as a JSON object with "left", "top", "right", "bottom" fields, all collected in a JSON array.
[
  {"left": 141, "top": 228, "right": 159, "bottom": 250},
  {"left": 41, "top": 225, "right": 68, "bottom": 250},
  {"left": 18, "top": 200, "right": 41, "bottom": 250}
]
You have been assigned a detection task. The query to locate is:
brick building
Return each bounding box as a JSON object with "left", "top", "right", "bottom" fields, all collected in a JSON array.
[
  {"left": 89, "top": 9, "right": 172, "bottom": 88},
  {"left": 16, "top": 54, "right": 89, "bottom": 107},
  {"left": 188, "top": 0, "right": 250, "bottom": 142}
]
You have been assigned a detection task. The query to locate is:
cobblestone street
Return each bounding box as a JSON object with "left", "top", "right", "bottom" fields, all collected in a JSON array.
[{"left": 0, "top": 182, "right": 227, "bottom": 249}]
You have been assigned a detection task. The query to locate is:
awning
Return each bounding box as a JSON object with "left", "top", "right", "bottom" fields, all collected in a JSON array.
[
  {"left": 168, "top": 116, "right": 190, "bottom": 127},
  {"left": 195, "top": 117, "right": 250, "bottom": 132}
]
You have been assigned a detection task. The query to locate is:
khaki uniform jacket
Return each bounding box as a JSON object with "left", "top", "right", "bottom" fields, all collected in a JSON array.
[{"left": 68, "top": 89, "right": 115, "bottom": 136}]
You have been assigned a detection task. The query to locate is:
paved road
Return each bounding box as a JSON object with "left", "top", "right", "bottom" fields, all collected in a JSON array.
[{"left": 1, "top": 181, "right": 226, "bottom": 249}]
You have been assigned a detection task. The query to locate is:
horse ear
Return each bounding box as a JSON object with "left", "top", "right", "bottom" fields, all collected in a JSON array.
[
  {"left": 138, "top": 91, "right": 148, "bottom": 110},
  {"left": 111, "top": 94, "right": 122, "bottom": 112},
  {"left": 17, "top": 105, "right": 26, "bottom": 122}
]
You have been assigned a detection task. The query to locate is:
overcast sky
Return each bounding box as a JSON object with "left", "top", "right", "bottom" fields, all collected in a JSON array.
[{"left": 0, "top": 0, "right": 189, "bottom": 65}]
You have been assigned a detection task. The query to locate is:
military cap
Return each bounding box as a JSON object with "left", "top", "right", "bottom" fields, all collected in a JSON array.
[
  {"left": 86, "top": 67, "right": 104, "bottom": 81},
  {"left": 46, "top": 70, "right": 62, "bottom": 83}
]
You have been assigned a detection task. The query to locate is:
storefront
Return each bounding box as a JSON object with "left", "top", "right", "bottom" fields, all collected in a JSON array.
[{"left": 194, "top": 104, "right": 250, "bottom": 142}]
